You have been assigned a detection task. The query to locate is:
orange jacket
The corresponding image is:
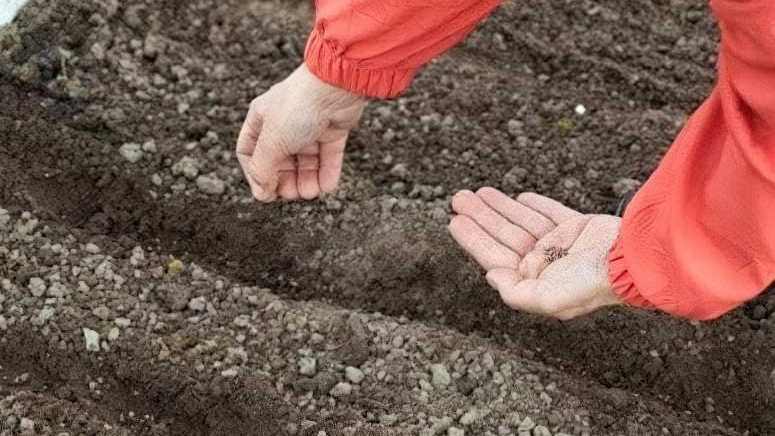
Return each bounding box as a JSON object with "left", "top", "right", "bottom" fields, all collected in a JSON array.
[{"left": 304, "top": 0, "right": 775, "bottom": 319}]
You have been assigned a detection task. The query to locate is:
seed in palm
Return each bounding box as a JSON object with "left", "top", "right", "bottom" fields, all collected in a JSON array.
[{"left": 544, "top": 246, "right": 569, "bottom": 263}]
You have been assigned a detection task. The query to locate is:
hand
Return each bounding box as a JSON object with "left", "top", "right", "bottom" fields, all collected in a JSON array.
[
  {"left": 237, "top": 64, "right": 366, "bottom": 202},
  {"left": 449, "top": 188, "right": 623, "bottom": 320}
]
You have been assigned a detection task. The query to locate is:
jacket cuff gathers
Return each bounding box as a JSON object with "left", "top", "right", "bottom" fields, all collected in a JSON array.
[
  {"left": 304, "top": 28, "right": 418, "bottom": 99},
  {"left": 608, "top": 239, "right": 657, "bottom": 310}
]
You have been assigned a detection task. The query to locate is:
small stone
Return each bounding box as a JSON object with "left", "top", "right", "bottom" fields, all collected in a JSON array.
[
  {"left": 448, "top": 428, "right": 465, "bottom": 436},
  {"left": 28, "top": 277, "right": 46, "bottom": 297},
  {"left": 92, "top": 305, "right": 111, "bottom": 320},
  {"left": 115, "top": 317, "right": 132, "bottom": 328},
  {"left": 4, "top": 416, "right": 17, "bottom": 430},
  {"left": 84, "top": 243, "right": 101, "bottom": 254},
  {"left": 345, "top": 366, "right": 365, "bottom": 384},
  {"left": 172, "top": 156, "right": 200, "bottom": 179},
  {"left": 119, "top": 143, "right": 143, "bottom": 163},
  {"left": 142, "top": 140, "right": 158, "bottom": 153},
  {"left": 38, "top": 307, "right": 55, "bottom": 322},
  {"left": 19, "top": 418, "right": 34, "bottom": 431},
  {"left": 167, "top": 259, "right": 185, "bottom": 275},
  {"left": 83, "top": 328, "right": 100, "bottom": 352},
  {"left": 507, "top": 119, "right": 523, "bottom": 137},
  {"left": 108, "top": 327, "right": 120, "bottom": 341},
  {"left": 532, "top": 425, "right": 551, "bottom": 436},
  {"left": 196, "top": 175, "right": 226, "bottom": 195},
  {"left": 430, "top": 363, "right": 452, "bottom": 388},
  {"left": 298, "top": 357, "right": 317, "bottom": 376},
  {"left": 612, "top": 178, "right": 642, "bottom": 197},
  {"left": 459, "top": 409, "right": 479, "bottom": 426},
  {"left": 574, "top": 104, "right": 587, "bottom": 116},
  {"left": 221, "top": 368, "right": 239, "bottom": 378},
  {"left": 188, "top": 296, "right": 207, "bottom": 312},
  {"left": 329, "top": 382, "right": 353, "bottom": 397},
  {"left": 518, "top": 417, "right": 536, "bottom": 432}
]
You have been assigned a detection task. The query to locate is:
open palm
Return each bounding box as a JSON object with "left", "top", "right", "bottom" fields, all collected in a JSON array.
[{"left": 449, "top": 188, "right": 622, "bottom": 320}]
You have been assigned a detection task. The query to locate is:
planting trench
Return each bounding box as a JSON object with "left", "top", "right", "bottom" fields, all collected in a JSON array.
[{"left": 1, "top": 0, "right": 774, "bottom": 434}]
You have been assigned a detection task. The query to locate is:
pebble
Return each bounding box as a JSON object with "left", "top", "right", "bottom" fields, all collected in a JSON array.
[
  {"left": 612, "top": 178, "right": 642, "bottom": 197},
  {"left": 188, "top": 296, "right": 207, "bottom": 312},
  {"left": 19, "top": 418, "right": 34, "bottom": 431},
  {"left": 38, "top": 307, "right": 55, "bottom": 323},
  {"left": 196, "top": 175, "right": 226, "bottom": 195},
  {"left": 430, "top": 363, "right": 452, "bottom": 388},
  {"left": 172, "top": 156, "right": 200, "bottom": 179},
  {"left": 345, "top": 366, "right": 365, "bottom": 384},
  {"left": 298, "top": 357, "right": 317, "bottom": 376},
  {"left": 119, "top": 143, "right": 143, "bottom": 163},
  {"left": 448, "top": 428, "right": 464, "bottom": 436},
  {"left": 83, "top": 328, "right": 100, "bottom": 352},
  {"left": 518, "top": 417, "right": 536, "bottom": 432},
  {"left": 142, "top": 140, "right": 158, "bottom": 153},
  {"left": 167, "top": 259, "right": 185, "bottom": 275},
  {"left": 221, "top": 368, "right": 239, "bottom": 378},
  {"left": 459, "top": 409, "right": 479, "bottom": 426},
  {"left": 533, "top": 425, "right": 551, "bottom": 436},
  {"left": 28, "top": 277, "right": 46, "bottom": 297},
  {"left": 574, "top": 104, "right": 587, "bottom": 116},
  {"left": 507, "top": 119, "right": 523, "bottom": 137},
  {"left": 92, "top": 305, "right": 111, "bottom": 320},
  {"left": 84, "top": 243, "right": 101, "bottom": 254},
  {"left": 115, "top": 317, "right": 132, "bottom": 328},
  {"left": 329, "top": 382, "right": 353, "bottom": 397}
]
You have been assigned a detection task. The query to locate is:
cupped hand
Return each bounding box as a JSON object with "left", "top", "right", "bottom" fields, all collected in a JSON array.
[
  {"left": 237, "top": 64, "right": 366, "bottom": 202},
  {"left": 449, "top": 188, "right": 623, "bottom": 320}
]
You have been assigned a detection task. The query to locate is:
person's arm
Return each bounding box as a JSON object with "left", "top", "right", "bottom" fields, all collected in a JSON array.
[
  {"left": 608, "top": 0, "right": 775, "bottom": 319},
  {"left": 237, "top": 0, "right": 505, "bottom": 202},
  {"left": 305, "top": 0, "right": 505, "bottom": 98}
]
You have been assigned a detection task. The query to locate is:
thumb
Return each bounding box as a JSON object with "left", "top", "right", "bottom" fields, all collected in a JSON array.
[{"left": 486, "top": 268, "right": 556, "bottom": 315}]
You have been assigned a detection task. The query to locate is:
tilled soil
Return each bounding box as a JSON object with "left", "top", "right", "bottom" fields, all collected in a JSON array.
[{"left": 0, "top": 0, "right": 774, "bottom": 435}]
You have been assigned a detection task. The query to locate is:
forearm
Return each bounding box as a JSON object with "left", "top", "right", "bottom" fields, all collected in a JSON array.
[
  {"left": 608, "top": 0, "right": 775, "bottom": 319},
  {"left": 305, "top": 0, "right": 505, "bottom": 98}
]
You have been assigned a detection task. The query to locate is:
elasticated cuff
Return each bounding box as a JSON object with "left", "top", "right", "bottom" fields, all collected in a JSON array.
[
  {"left": 304, "top": 30, "right": 418, "bottom": 99},
  {"left": 608, "top": 239, "right": 656, "bottom": 309}
]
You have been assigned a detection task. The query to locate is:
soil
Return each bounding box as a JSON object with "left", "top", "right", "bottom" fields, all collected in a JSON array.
[{"left": 1, "top": 0, "right": 774, "bottom": 435}]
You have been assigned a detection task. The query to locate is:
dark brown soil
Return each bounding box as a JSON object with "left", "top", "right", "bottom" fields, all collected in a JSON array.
[{"left": 1, "top": 0, "right": 774, "bottom": 434}]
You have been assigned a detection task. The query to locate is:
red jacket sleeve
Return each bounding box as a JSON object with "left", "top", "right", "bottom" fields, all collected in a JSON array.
[
  {"left": 304, "top": 0, "right": 505, "bottom": 98},
  {"left": 609, "top": 0, "right": 775, "bottom": 319}
]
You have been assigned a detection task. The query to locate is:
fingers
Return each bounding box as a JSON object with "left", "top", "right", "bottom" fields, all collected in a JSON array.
[
  {"left": 236, "top": 103, "right": 262, "bottom": 156},
  {"left": 475, "top": 187, "right": 556, "bottom": 240},
  {"left": 277, "top": 170, "right": 300, "bottom": 200},
  {"left": 238, "top": 153, "right": 276, "bottom": 201},
  {"left": 448, "top": 216, "right": 521, "bottom": 270},
  {"left": 516, "top": 192, "right": 582, "bottom": 224},
  {"left": 451, "top": 190, "right": 536, "bottom": 256},
  {"left": 294, "top": 143, "right": 320, "bottom": 199},
  {"left": 486, "top": 268, "right": 557, "bottom": 315},
  {"left": 247, "top": 127, "right": 290, "bottom": 201},
  {"left": 519, "top": 215, "right": 591, "bottom": 279},
  {"left": 318, "top": 136, "right": 347, "bottom": 193}
]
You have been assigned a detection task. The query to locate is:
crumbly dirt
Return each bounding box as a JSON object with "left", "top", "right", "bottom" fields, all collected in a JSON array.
[{"left": 0, "top": 0, "right": 774, "bottom": 435}]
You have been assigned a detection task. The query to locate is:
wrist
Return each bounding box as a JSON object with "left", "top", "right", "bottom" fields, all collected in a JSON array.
[{"left": 293, "top": 63, "right": 365, "bottom": 109}]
